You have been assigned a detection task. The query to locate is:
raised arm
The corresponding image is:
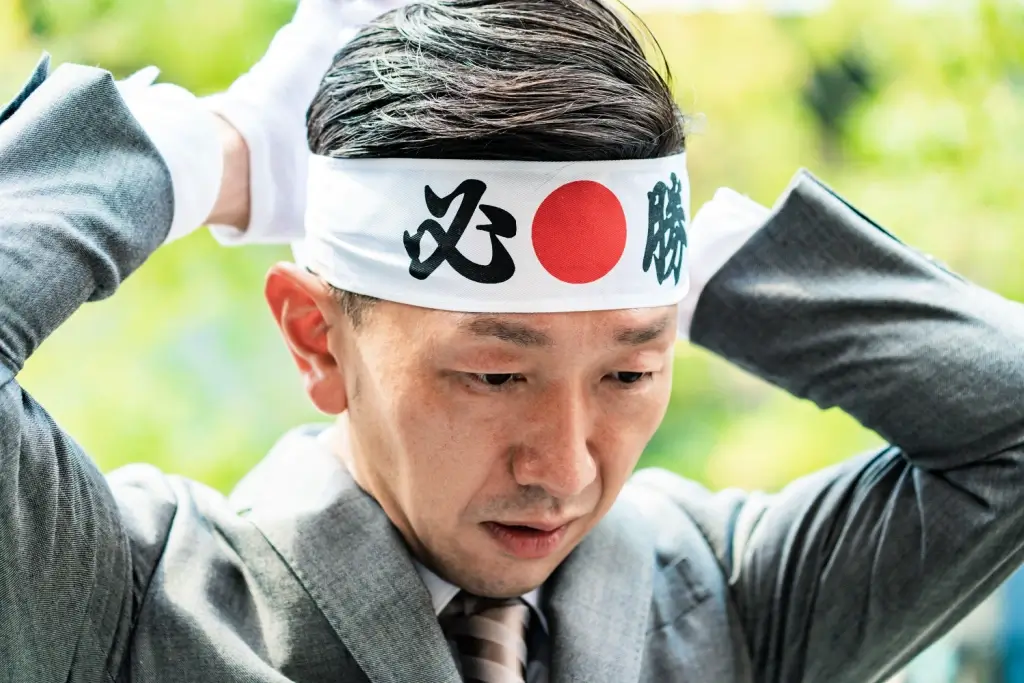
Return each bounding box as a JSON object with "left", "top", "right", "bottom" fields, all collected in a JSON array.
[
  {"left": 0, "top": 4, "right": 412, "bottom": 674},
  {"left": 0, "top": 57, "right": 186, "bottom": 678},
  {"left": 644, "top": 172, "right": 1024, "bottom": 683},
  {"left": 0, "top": 46, "right": 262, "bottom": 677}
]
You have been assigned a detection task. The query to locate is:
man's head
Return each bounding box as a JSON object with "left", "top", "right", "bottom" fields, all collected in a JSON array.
[{"left": 266, "top": 0, "right": 685, "bottom": 598}]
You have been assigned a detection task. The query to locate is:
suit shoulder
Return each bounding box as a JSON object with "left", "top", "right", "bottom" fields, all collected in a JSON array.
[
  {"left": 627, "top": 467, "right": 751, "bottom": 527},
  {"left": 106, "top": 464, "right": 182, "bottom": 567},
  {"left": 105, "top": 465, "right": 245, "bottom": 577},
  {"left": 626, "top": 467, "right": 765, "bottom": 576}
]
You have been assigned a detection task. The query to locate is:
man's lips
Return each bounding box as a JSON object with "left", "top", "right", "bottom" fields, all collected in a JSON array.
[
  {"left": 493, "top": 519, "right": 574, "bottom": 532},
  {"left": 482, "top": 518, "right": 578, "bottom": 559}
]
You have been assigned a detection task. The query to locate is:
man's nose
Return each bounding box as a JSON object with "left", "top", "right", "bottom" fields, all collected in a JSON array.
[{"left": 511, "top": 387, "right": 598, "bottom": 500}]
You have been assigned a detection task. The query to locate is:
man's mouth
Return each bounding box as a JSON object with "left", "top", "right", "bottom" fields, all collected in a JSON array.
[{"left": 482, "top": 520, "right": 573, "bottom": 559}]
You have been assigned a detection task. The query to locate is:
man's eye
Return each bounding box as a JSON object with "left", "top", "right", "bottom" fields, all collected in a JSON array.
[
  {"left": 613, "top": 371, "right": 651, "bottom": 384},
  {"left": 471, "top": 373, "right": 521, "bottom": 388}
]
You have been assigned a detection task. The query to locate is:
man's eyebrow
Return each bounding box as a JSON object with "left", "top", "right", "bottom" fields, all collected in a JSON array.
[
  {"left": 461, "top": 317, "right": 553, "bottom": 348},
  {"left": 615, "top": 315, "right": 673, "bottom": 346}
]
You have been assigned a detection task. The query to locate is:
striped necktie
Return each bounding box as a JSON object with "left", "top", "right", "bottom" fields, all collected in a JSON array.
[{"left": 440, "top": 592, "right": 530, "bottom": 683}]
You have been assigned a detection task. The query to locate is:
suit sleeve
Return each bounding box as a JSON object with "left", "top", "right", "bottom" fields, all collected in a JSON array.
[
  {"left": 0, "top": 57, "right": 174, "bottom": 680},
  {"left": 683, "top": 171, "right": 1024, "bottom": 683}
]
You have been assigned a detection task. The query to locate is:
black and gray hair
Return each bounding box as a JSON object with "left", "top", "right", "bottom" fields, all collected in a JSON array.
[{"left": 306, "top": 0, "right": 686, "bottom": 323}]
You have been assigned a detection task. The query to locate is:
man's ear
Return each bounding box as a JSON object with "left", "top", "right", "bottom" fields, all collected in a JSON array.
[{"left": 265, "top": 262, "right": 348, "bottom": 414}]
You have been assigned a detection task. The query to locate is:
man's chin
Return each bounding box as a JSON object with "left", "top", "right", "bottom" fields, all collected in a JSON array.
[
  {"left": 452, "top": 566, "right": 554, "bottom": 600},
  {"left": 449, "top": 543, "right": 582, "bottom": 598}
]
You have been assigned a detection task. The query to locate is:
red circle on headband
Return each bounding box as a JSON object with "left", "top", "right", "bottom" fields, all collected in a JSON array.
[{"left": 532, "top": 181, "right": 627, "bottom": 284}]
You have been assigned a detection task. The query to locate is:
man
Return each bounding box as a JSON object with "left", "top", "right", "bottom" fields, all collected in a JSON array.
[{"left": 2, "top": 1, "right": 1023, "bottom": 683}]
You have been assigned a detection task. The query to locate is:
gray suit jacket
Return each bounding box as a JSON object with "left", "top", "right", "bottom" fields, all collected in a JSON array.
[{"left": 3, "top": 57, "right": 1024, "bottom": 683}]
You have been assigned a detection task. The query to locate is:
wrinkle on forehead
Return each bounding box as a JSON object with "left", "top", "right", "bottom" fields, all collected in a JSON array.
[{"left": 449, "top": 308, "right": 676, "bottom": 348}]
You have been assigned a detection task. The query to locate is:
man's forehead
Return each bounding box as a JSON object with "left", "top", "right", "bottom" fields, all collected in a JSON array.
[{"left": 446, "top": 309, "right": 676, "bottom": 348}]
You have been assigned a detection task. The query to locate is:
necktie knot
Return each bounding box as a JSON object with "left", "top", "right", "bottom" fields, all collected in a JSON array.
[{"left": 441, "top": 592, "right": 530, "bottom": 683}]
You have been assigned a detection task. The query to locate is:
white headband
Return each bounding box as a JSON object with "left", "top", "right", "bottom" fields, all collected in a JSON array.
[{"left": 301, "top": 153, "right": 690, "bottom": 313}]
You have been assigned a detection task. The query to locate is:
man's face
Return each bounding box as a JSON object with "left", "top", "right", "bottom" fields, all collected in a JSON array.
[{"left": 327, "top": 300, "right": 677, "bottom": 597}]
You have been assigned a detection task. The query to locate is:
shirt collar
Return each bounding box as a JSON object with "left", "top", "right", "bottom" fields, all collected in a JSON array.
[{"left": 413, "top": 560, "right": 549, "bottom": 633}]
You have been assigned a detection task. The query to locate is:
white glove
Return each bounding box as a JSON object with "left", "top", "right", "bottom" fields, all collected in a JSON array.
[
  {"left": 117, "top": 68, "right": 224, "bottom": 244},
  {"left": 676, "top": 189, "right": 770, "bottom": 340},
  {"left": 204, "top": 0, "right": 413, "bottom": 245}
]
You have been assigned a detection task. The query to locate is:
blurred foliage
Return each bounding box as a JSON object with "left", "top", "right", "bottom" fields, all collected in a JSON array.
[{"left": 2, "top": 0, "right": 1023, "bottom": 499}]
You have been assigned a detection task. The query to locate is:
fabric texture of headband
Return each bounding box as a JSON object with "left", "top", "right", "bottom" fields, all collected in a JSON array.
[{"left": 301, "top": 153, "right": 690, "bottom": 313}]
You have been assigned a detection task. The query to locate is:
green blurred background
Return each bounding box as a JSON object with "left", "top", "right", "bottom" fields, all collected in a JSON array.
[{"left": 2, "top": 0, "right": 1023, "bottom": 678}]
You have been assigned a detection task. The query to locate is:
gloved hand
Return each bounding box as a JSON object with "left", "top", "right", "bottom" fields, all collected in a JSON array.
[
  {"left": 116, "top": 68, "right": 224, "bottom": 243},
  {"left": 676, "top": 188, "right": 770, "bottom": 340},
  {"left": 204, "top": 0, "right": 413, "bottom": 245}
]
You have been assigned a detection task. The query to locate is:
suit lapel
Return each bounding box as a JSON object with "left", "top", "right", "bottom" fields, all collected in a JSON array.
[
  {"left": 545, "top": 495, "right": 656, "bottom": 683},
  {"left": 232, "top": 426, "right": 461, "bottom": 683}
]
